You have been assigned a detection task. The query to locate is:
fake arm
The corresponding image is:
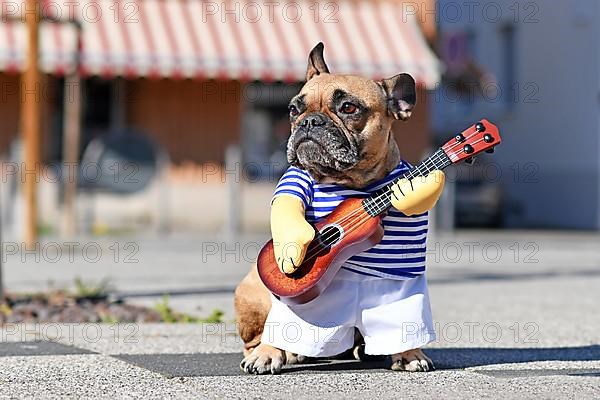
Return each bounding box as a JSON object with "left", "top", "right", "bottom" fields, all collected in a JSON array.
[
  {"left": 271, "top": 196, "right": 315, "bottom": 274},
  {"left": 390, "top": 170, "right": 445, "bottom": 215}
]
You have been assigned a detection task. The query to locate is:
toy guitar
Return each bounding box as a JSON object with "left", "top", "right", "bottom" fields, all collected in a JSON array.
[{"left": 258, "top": 120, "right": 502, "bottom": 304}]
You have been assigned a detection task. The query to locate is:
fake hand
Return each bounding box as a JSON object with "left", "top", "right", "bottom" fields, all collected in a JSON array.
[
  {"left": 390, "top": 170, "right": 445, "bottom": 215},
  {"left": 271, "top": 196, "right": 315, "bottom": 274}
]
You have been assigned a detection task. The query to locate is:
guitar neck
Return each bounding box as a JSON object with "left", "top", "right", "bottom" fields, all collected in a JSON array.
[{"left": 362, "top": 148, "right": 453, "bottom": 217}]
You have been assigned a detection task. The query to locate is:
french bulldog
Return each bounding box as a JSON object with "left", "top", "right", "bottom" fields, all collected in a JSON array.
[{"left": 234, "top": 42, "right": 435, "bottom": 374}]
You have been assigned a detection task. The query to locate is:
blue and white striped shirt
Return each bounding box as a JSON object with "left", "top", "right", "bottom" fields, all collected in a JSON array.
[{"left": 273, "top": 163, "right": 428, "bottom": 280}]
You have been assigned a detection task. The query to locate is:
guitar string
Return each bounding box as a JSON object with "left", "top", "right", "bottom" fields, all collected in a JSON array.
[
  {"left": 362, "top": 131, "right": 491, "bottom": 217},
  {"left": 297, "top": 133, "right": 490, "bottom": 266},
  {"left": 284, "top": 126, "right": 491, "bottom": 268},
  {"left": 293, "top": 153, "right": 453, "bottom": 268},
  {"left": 354, "top": 129, "right": 491, "bottom": 226},
  {"left": 307, "top": 141, "right": 459, "bottom": 248},
  {"left": 303, "top": 150, "right": 448, "bottom": 252},
  {"left": 298, "top": 198, "right": 424, "bottom": 268},
  {"left": 297, "top": 151, "right": 449, "bottom": 264},
  {"left": 365, "top": 133, "right": 491, "bottom": 218},
  {"left": 315, "top": 151, "right": 446, "bottom": 240},
  {"left": 368, "top": 150, "right": 449, "bottom": 211}
]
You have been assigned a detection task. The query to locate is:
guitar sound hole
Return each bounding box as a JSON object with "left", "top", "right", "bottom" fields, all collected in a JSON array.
[{"left": 318, "top": 225, "right": 343, "bottom": 248}]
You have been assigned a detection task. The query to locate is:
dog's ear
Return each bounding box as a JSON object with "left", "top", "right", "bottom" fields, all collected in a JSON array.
[
  {"left": 380, "top": 73, "right": 417, "bottom": 121},
  {"left": 306, "top": 42, "right": 330, "bottom": 81}
]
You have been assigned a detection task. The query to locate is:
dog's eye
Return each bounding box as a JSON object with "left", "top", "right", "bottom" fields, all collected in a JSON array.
[
  {"left": 340, "top": 102, "right": 357, "bottom": 114},
  {"left": 289, "top": 105, "right": 299, "bottom": 117}
]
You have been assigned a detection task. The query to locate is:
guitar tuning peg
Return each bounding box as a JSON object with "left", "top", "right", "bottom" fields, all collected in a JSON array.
[
  {"left": 486, "top": 148, "right": 495, "bottom": 154},
  {"left": 465, "top": 157, "right": 476, "bottom": 165}
]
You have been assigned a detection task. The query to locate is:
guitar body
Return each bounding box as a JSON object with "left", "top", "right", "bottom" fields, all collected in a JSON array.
[{"left": 257, "top": 198, "right": 384, "bottom": 305}]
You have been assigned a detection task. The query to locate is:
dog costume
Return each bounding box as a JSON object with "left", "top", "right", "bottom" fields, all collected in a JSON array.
[{"left": 262, "top": 162, "right": 444, "bottom": 356}]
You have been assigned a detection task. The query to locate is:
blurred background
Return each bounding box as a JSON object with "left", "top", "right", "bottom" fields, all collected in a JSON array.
[{"left": 0, "top": 0, "right": 598, "bottom": 321}]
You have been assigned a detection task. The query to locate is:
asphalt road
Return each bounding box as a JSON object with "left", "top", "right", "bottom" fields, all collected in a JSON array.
[{"left": 0, "top": 230, "right": 599, "bottom": 398}]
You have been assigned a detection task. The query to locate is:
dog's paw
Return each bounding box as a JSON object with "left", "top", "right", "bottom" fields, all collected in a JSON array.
[
  {"left": 240, "top": 343, "right": 286, "bottom": 375},
  {"left": 390, "top": 348, "right": 434, "bottom": 372},
  {"left": 285, "top": 352, "right": 307, "bottom": 365}
]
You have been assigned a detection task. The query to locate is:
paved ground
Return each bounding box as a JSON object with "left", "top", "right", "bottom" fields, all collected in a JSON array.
[{"left": 1, "top": 230, "right": 599, "bottom": 398}]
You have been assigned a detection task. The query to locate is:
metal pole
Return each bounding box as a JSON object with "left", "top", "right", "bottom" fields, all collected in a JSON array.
[
  {"left": 21, "top": 0, "right": 41, "bottom": 249},
  {"left": 0, "top": 182, "right": 4, "bottom": 302},
  {"left": 61, "top": 33, "right": 82, "bottom": 238},
  {"left": 225, "top": 145, "right": 241, "bottom": 242},
  {"left": 438, "top": 177, "right": 456, "bottom": 232},
  {"left": 61, "top": 74, "right": 81, "bottom": 237}
]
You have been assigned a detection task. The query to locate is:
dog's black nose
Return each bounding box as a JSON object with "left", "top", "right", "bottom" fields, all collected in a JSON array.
[{"left": 301, "top": 113, "right": 327, "bottom": 128}]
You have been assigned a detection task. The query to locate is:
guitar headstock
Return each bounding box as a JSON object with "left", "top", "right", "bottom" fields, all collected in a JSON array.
[{"left": 441, "top": 119, "right": 501, "bottom": 164}]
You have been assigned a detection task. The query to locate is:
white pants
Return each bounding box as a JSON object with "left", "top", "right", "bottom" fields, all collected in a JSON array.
[{"left": 261, "top": 268, "right": 436, "bottom": 357}]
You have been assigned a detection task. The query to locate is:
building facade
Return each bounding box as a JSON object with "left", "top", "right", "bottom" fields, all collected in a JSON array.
[
  {"left": 0, "top": 0, "right": 441, "bottom": 232},
  {"left": 434, "top": 0, "right": 600, "bottom": 229},
  {"left": 0, "top": 0, "right": 441, "bottom": 165}
]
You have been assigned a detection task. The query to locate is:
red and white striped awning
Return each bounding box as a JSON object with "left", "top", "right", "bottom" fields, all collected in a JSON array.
[{"left": 0, "top": 0, "right": 441, "bottom": 87}]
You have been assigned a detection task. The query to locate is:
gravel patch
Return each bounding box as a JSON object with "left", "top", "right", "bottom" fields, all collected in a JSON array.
[{"left": 0, "top": 355, "right": 196, "bottom": 399}]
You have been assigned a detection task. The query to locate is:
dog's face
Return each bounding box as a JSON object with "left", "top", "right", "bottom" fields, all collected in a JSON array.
[{"left": 286, "top": 43, "right": 417, "bottom": 188}]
